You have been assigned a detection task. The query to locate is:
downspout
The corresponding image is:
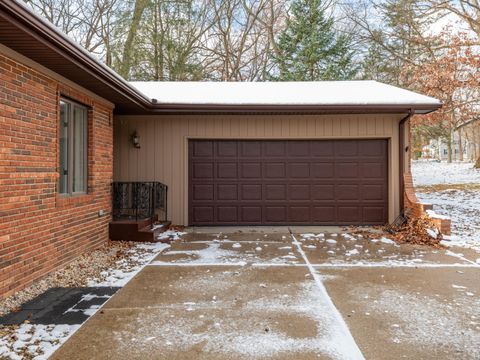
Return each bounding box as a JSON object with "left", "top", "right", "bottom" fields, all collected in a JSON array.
[{"left": 399, "top": 109, "right": 413, "bottom": 214}]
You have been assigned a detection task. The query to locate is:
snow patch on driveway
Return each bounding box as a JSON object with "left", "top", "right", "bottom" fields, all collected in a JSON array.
[
  {"left": 365, "top": 289, "right": 480, "bottom": 358},
  {"left": 291, "top": 233, "right": 365, "bottom": 359}
]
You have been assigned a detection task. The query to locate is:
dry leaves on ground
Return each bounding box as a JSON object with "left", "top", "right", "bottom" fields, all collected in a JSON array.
[
  {"left": 0, "top": 240, "right": 136, "bottom": 316},
  {"left": 388, "top": 215, "right": 443, "bottom": 247}
]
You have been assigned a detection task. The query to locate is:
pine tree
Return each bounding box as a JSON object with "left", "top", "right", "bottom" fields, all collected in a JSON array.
[{"left": 271, "top": 0, "right": 357, "bottom": 81}]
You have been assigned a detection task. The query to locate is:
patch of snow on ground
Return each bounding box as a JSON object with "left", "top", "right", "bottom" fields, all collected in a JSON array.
[
  {"left": 379, "top": 237, "right": 396, "bottom": 245},
  {"left": 426, "top": 228, "right": 438, "bottom": 239},
  {"left": 346, "top": 249, "right": 359, "bottom": 257},
  {"left": 301, "top": 233, "right": 324, "bottom": 240},
  {"left": 88, "top": 242, "right": 170, "bottom": 287},
  {"left": 412, "top": 160, "right": 480, "bottom": 186},
  {"left": 0, "top": 324, "right": 81, "bottom": 360},
  {"left": 152, "top": 242, "right": 248, "bottom": 265},
  {"left": 413, "top": 161, "right": 480, "bottom": 252},
  {"left": 157, "top": 230, "right": 186, "bottom": 241},
  {"left": 417, "top": 189, "right": 480, "bottom": 252}
]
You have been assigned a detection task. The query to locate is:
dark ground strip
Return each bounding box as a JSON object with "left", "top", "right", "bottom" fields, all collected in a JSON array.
[{"left": 0, "top": 287, "right": 120, "bottom": 325}]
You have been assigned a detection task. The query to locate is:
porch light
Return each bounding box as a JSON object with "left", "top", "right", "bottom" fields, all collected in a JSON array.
[{"left": 132, "top": 131, "right": 141, "bottom": 148}]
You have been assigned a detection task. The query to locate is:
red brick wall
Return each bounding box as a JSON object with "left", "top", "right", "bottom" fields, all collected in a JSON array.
[
  {"left": 404, "top": 174, "right": 451, "bottom": 235},
  {"left": 0, "top": 52, "right": 113, "bottom": 298}
]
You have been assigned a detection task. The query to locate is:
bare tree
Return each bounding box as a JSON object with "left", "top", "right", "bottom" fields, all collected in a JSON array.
[
  {"left": 204, "top": 0, "right": 287, "bottom": 80},
  {"left": 428, "top": 0, "right": 480, "bottom": 39},
  {"left": 24, "top": 0, "right": 120, "bottom": 64}
]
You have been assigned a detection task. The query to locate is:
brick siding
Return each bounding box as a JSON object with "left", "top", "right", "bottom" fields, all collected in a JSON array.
[
  {"left": 404, "top": 173, "right": 451, "bottom": 235},
  {"left": 0, "top": 52, "right": 113, "bottom": 297}
]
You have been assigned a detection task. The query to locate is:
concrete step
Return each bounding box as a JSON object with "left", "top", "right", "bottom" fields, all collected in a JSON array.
[{"left": 109, "top": 217, "right": 171, "bottom": 242}]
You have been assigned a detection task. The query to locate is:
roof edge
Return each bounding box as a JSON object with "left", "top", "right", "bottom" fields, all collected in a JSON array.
[
  {"left": 0, "top": 0, "right": 152, "bottom": 108},
  {"left": 139, "top": 103, "right": 441, "bottom": 115},
  {"left": 1, "top": 0, "right": 442, "bottom": 116}
]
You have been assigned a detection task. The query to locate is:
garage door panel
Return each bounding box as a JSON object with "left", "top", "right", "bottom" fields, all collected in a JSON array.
[
  {"left": 312, "top": 185, "right": 335, "bottom": 200},
  {"left": 240, "top": 141, "right": 262, "bottom": 157},
  {"left": 287, "top": 141, "right": 310, "bottom": 156},
  {"left": 288, "top": 162, "right": 310, "bottom": 178},
  {"left": 217, "top": 163, "right": 237, "bottom": 178},
  {"left": 189, "top": 139, "right": 387, "bottom": 225},
  {"left": 240, "top": 162, "right": 262, "bottom": 178},
  {"left": 335, "top": 140, "right": 358, "bottom": 156},
  {"left": 363, "top": 207, "right": 385, "bottom": 223},
  {"left": 193, "top": 185, "right": 214, "bottom": 200},
  {"left": 241, "top": 206, "right": 262, "bottom": 222},
  {"left": 264, "top": 141, "right": 286, "bottom": 156},
  {"left": 311, "top": 141, "right": 334, "bottom": 156},
  {"left": 289, "top": 206, "right": 310, "bottom": 222},
  {"left": 241, "top": 184, "right": 262, "bottom": 200},
  {"left": 193, "top": 163, "right": 214, "bottom": 179},
  {"left": 289, "top": 184, "right": 310, "bottom": 200},
  {"left": 264, "top": 162, "right": 286, "bottom": 178},
  {"left": 265, "top": 184, "right": 286, "bottom": 200},
  {"left": 360, "top": 162, "right": 384, "bottom": 178},
  {"left": 312, "top": 206, "right": 336, "bottom": 222},
  {"left": 265, "top": 206, "right": 287, "bottom": 222},
  {"left": 311, "top": 163, "right": 334, "bottom": 178},
  {"left": 192, "top": 206, "right": 214, "bottom": 223},
  {"left": 217, "top": 206, "right": 237, "bottom": 222},
  {"left": 193, "top": 141, "right": 214, "bottom": 157},
  {"left": 362, "top": 184, "right": 385, "bottom": 200},
  {"left": 336, "top": 185, "right": 360, "bottom": 200},
  {"left": 359, "top": 140, "right": 386, "bottom": 156},
  {"left": 335, "top": 163, "right": 358, "bottom": 178},
  {"left": 337, "top": 206, "right": 361, "bottom": 222},
  {"left": 216, "top": 141, "right": 238, "bottom": 157},
  {"left": 217, "top": 184, "right": 238, "bottom": 200}
]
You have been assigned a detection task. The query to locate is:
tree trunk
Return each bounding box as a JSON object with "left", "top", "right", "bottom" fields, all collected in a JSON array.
[
  {"left": 118, "top": 0, "right": 149, "bottom": 79},
  {"left": 458, "top": 128, "right": 464, "bottom": 161},
  {"left": 475, "top": 155, "right": 480, "bottom": 168},
  {"left": 473, "top": 127, "right": 480, "bottom": 159},
  {"left": 447, "top": 131, "right": 453, "bottom": 163}
]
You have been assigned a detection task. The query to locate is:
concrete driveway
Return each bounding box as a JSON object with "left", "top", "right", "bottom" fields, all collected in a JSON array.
[{"left": 52, "top": 227, "right": 480, "bottom": 360}]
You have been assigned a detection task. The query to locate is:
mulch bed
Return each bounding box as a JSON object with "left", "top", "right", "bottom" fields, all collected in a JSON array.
[{"left": 0, "top": 240, "right": 136, "bottom": 317}]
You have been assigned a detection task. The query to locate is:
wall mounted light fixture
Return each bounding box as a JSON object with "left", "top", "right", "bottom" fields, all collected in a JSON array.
[{"left": 132, "top": 131, "right": 141, "bottom": 148}]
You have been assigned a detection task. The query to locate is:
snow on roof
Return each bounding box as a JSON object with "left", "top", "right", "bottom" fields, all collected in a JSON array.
[{"left": 130, "top": 80, "right": 441, "bottom": 110}]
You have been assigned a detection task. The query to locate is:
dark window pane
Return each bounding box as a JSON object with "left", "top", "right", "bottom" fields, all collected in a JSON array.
[
  {"left": 73, "top": 106, "right": 87, "bottom": 193},
  {"left": 59, "top": 101, "right": 69, "bottom": 194}
]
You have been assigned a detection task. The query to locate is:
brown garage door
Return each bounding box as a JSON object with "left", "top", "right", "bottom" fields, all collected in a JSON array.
[{"left": 189, "top": 139, "right": 388, "bottom": 225}]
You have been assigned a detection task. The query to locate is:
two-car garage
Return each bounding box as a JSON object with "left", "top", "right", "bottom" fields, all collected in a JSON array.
[
  {"left": 115, "top": 81, "right": 442, "bottom": 226},
  {"left": 189, "top": 139, "right": 388, "bottom": 225}
]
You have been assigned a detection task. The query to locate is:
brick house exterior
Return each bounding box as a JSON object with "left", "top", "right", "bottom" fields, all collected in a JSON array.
[
  {"left": 0, "top": 0, "right": 444, "bottom": 298},
  {"left": 0, "top": 49, "right": 114, "bottom": 297}
]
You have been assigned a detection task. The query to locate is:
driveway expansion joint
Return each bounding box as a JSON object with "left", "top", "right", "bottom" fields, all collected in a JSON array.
[{"left": 288, "top": 227, "right": 366, "bottom": 360}]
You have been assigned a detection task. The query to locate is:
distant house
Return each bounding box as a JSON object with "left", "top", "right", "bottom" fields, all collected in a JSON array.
[
  {"left": 0, "top": 0, "right": 442, "bottom": 297},
  {"left": 422, "top": 128, "right": 478, "bottom": 162}
]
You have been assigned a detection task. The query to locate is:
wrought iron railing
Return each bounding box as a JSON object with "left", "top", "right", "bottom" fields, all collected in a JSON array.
[{"left": 112, "top": 182, "right": 168, "bottom": 222}]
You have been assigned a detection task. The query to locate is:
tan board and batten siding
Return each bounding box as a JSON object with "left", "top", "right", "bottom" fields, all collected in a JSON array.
[{"left": 113, "top": 114, "right": 409, "bottom": 225}]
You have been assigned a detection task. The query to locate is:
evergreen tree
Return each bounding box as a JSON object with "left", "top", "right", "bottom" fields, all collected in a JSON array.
[
  {"left": 271, "top": 0, "right": 357, "bottom": 81},
  {"left": 360, "top": 33, "right": 394, "bottom": 82}
]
